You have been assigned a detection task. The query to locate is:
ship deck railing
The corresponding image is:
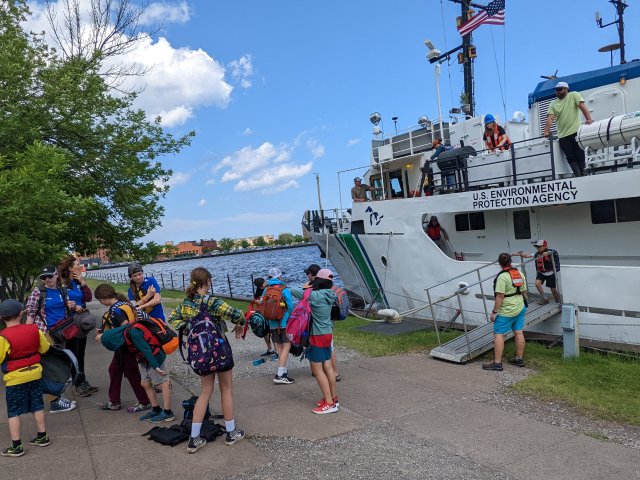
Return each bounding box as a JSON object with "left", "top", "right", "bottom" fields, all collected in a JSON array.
[{"left": 425, "top": 255, "right": 563, "bottom": 364}]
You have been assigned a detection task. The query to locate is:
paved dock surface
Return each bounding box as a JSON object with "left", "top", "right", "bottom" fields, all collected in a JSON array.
[{"left": 1, "top": 301, "right": 638, "bottom": 479}]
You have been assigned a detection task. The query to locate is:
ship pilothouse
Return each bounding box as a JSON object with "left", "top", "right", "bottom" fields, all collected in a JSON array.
[{"left": 303, "top": 0, "right": 640, "bottom": 355}]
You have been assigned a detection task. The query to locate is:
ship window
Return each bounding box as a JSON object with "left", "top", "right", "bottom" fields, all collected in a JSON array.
[
  {"left": 388, "top": 170, "right": 405, "bottom": 198},
  {"left": 455, "top": 214, "right": 469, "bottom": 231},
  {"left": 590, "top": 200, "right": 616, "bottom": 224},
  {"left": 513, "top": 210, "right": 531, "bottom": 239},
  {"left": 351, "top": 220, "right": 365, "bottom": 234},
  {"left": 616, "top": 197, "right": 640, "bottom": 223},
  {"left": 469, "top": 212, "right": 485, "bottom": 230},
  {"left": 455, "top": 212, "right": 485, "bottom": 231}
]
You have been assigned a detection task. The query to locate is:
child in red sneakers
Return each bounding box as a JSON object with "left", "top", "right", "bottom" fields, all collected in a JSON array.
[
  {"left": 0, "top": 300, "right": 51, "bottom": 457},
  {"left": 94, "top": 284, "right": 151, "bottom": 413},
  {"left": 291, "top": 269, "right": 338, "bottom": 414}
]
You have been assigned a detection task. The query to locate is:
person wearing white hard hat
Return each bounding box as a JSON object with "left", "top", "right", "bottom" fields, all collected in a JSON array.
[{"left": 543, "top": 81, "right": 593, "bottom": 177}]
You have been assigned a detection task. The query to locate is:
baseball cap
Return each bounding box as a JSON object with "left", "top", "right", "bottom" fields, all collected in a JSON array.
[
  {"left": 268, "top": 267, "right": 283, "bottom": 278},
  {"left": 128, "top": 262, "right": 143, "bottom": 278},
  {"left": 354, "top": 177, "right": 362, "bottom": 182},
  {"left": 39, "top": 265, "right": 57, "bottom": 278},
  {"left": 533, "top": 239, "right": 548, "bottom": 247},
  {"left": 555, "top": 81, "right": 569, "bottom": 90},
  {"left": 315, "top": 269, "right": 334, "bottom": 280},
  {"left": 0, "top": 299, "right": 24, "bottom": 319},
  {"left": 304, "top": 264, "right": 321, "bottom": 276}
]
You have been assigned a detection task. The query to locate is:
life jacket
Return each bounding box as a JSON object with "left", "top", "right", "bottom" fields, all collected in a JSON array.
[
  {"left": 535, "top": 249, "right": 560, "bottom": 273},
  {"left": 427, "top": 223, "right": 442, "bottom": 241},
  {"left": 484, "top": 123, "right": 511, "bottom": 151},
  {"left": 493, "top": 267, "right": 525, "bottom": 298},
  {"left": 101, "top": 300, "right": 139, "bottom": 331},
  {"left": 124, "top": 322, "right": 162, "bottom": 363},
  {"left": 0, "top": 324, "right": 41, "bottom": 373}
]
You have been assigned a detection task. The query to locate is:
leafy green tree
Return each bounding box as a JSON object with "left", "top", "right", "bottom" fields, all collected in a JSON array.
[
  {"left": 254, "top": 236, "right": 267, "bottom": 247},
  {"left": 240, "top": 240, "right": 251, "bottom": 249},
  {"left": 218, "top": 238, "right": 235, "bottom": 252},
  {"left": 277, "top": 233, "right": 295, "bottom": 245},
  {"left": 293, "top": 234, "right": 305, "bottom": 243},
  {"left": 0, "top": 2, "right": 193, "bottom": 299}
]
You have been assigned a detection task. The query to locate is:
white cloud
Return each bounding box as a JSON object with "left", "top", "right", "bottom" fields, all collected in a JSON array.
[
  {"left": 229, "top": 55, "right": 253, "bottom": 89},
  {"left": 157, "top": 171, "right": 191, "bottom": 189},
  {"left": 25, "top": 1, "right": 241, "bottom": 128},
  {"left": 197, "top": 199, "right": 207, "bottom": 207},
  {"left": 306, "top": 138, "right": 325, "bottom": 159},
  {"left": 234, "top": 162, "right": 312, "bottom": 192},
  {"left": 141, "top": 2, "right": 191, "bottom": 25},
  {"left": 205, "top": 178, "right": 216, "bottom": 185},
  {"left": 347, "top": 138, "right": 362, "bottom": 147},
  {"left": 265, "top": 179, "right": 300, "bottom": 194},
  {"left": 215, "top": 142, "right": 291, "bottom": 182},
  {"left": 242, "top": 127, "right": 253, "bottom": 136}
]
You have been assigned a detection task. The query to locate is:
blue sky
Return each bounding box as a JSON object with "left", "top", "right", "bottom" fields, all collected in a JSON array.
[{"left": 28, "top": 1, "right": 640, "bottom": 243}]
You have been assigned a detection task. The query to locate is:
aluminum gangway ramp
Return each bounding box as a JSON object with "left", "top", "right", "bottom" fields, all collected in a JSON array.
[{"left": 429, "top": 303, "right": 562, "bottom": 364}]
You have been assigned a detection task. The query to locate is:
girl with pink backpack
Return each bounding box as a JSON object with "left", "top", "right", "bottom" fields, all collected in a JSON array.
[{"left": 290, "top": 269, "right": 338, "bottom": 414}]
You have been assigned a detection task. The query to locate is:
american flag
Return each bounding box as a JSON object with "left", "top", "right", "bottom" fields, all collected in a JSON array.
[{"left": 457, "top": 0, "right": 505, "bottom": 37}]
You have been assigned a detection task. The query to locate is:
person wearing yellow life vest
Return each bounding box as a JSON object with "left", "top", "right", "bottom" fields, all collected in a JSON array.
[
  {"left": 483, "top": 253, "right": 528, "bottom": 371},
  {"left": 482, "top": 114, "right": 511, "bottom": 152}
]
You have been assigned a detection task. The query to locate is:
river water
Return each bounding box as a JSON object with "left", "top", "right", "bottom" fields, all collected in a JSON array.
[{"left": 86, "top": 245, "right": 341, "bottom": 297}]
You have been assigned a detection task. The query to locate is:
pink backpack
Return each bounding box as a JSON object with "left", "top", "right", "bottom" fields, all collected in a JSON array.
[{"left": 286, "top": 289, "right": 312, "bottom": 356}]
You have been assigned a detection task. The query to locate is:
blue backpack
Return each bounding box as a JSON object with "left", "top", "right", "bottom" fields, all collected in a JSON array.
[{"left": 179, "top": 297, "right": 234, "bottom": 376}]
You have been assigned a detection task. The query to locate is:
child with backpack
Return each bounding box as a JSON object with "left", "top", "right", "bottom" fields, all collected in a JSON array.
[
  {"left": 0, "top": 300, "right": 51, "bottom": 457},
  {"left": 291, "top": 269, "right": 339, "bottom": 414},
  {"left": 253, "top": 277, "right": 276, "bottom": 357},
  {"left": 93, "top": 284, "right": 151, "bottom": 413},
  {"left": 260, "top": 268, "right": 295, "bottom": 384},
  {"left": 168, "top": 267, "right": 246, "bottom": 453}
]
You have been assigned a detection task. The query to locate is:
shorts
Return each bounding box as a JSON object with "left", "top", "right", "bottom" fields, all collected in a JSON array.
[
  {"left": 493, "top": 307, "right": 526, "bottom": 335},
  {"left": 6, "top": 380, "right": 45, "bottom": 418},
  {"left": 139, "top": 361, "right": 170, "bottom": 385},
  {"left": 306, "top": 345, "right": 332, "bottom": 363},
  {"left": 270, "top": 330, "right": 289, "bottom": 344},
  {"left": 536, "top": 272, "right": 556, "bottom": 288}
]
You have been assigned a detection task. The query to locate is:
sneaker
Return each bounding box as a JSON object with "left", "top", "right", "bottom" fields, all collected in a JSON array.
[
  {"left": 225, "top": 428, "right": 245, "bottom": 446},
  {"left": 187, "top": 436, "right": 207, "bottom": 453},
  {"left": 60, "top": 395, "right": 77, "bottom": 406},
  {"left": 272, "top": 352, "right": 279, "bottom": 360},
  {"left": 312, "top": 401, "right": 339, "bottom": 415},
  {"left": 335, "top": 374, "right": 341, "bottom": 382},
  {"left": 140, "top": 410, "right": 158, "bottom": 421},
  {"left": 317, "top": 397, "right": 339, "bottom": 407},
  {"left": 1, "top": 444, "right": 24, "bottom": 457},
  {"left": 261, "top": 350, "right": 275, "bottom": 356},
  {"left": 537, "top": 298, "right": 550, "bottom": 305},
  {"left": 509, "top": 357, "right": 526, "bottom": 368},
  {"left": 482, "top": 361, "right": 504, "bottom": 371},
  {"left": 50, "top": 397, "right": 76, "bottom": 414},
  {"left": 76, "top": 380, "right": 97, "bottom": 397},
  {"left": 273, "top": 374, "right": 295, "bottom": 385},
  {"left": 99, "top": 401, "right": 121, "bottom": 411},
  {"left": 28, "top": 435, "right": 50, "bottom": 447},
  {"left": 127, "top": 402, "right": 151, "bottom": 413},
  {"left": 150, "top": 411, "right": 176, "bottom": 423}
]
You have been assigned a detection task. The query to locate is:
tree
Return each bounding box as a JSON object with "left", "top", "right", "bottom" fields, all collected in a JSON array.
[
  {"left": 0, "top": 2, "right": 193, "bottom": 299},
  {"left": 218, "top": 238, "right": 235, "bottom": 252},
  {"left": 254, "top": 236, "right": 267, "bottom": 247},
  {"left": 240, "top": 240, "right": 251, "bottom": 249},
  {"left": 293, "top": 234, "right": 305, "bottom": 243},
  {"left": 276, "top": 233, "right": 295, "bottom": 245}
]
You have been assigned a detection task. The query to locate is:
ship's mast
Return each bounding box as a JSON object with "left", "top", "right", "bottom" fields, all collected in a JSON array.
[
  {"left": 596, "top": 0, "right": 628, "bottom": 64},
  {"left": 460, "top": 0, "right": 474, "bottom": 117}
]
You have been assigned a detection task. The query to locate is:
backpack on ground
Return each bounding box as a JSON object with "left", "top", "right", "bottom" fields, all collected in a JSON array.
[
  {"left": 135, "top": 315, "right": 178, "bottom": 354},
  {"left": 100, "top": 325, "right": 130, "bottom": 352},
  {"left": 142, "top": 424, "right": 189, "bottom": 446},
  {"left": 40, "top": 346, "right": 79, "bottom": 396},
  {"left": 330, "top": 286, "right": 350, "bottom": 321},
  {"left": 179, "top": 297, "right": 234, "bottom": 376},
  {"left": 286, "top": 289, "right": 312, "bottom": 357},
  {"left": 182, "top": 395, "right": 217, "bottom": 422},
  {"left": 257, "top": 284, "right": 286, "bottom": 321},
  {"left": 180, "top": 419, "right": 226, "bottom": 442}
]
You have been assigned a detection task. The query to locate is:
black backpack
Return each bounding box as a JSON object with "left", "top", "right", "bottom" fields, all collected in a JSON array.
[{"left": 142, "top": 424, "right": 189, "bottom": 446}]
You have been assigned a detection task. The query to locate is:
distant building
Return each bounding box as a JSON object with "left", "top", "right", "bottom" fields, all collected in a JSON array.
[
  {"left": 200, "top": 239, "right": 218, "bottom": 251},
  {"left": 175, "top": 241, "right": 203, "bottom": 256},
  {"left": 77, "top": 248, "right": 110, "bottom": 266},
  {"left": 236, "top": 235, "right": 275, "bottom": 246}
]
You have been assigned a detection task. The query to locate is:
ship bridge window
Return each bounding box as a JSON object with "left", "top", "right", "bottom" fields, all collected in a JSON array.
[
  {"left": 455, "top": 212, "right": 485, "bottom": 232},
  {"left": 513, "top": 210, "right": 531, "bottom": 239},
  {"left": 591, "top": 197, "right": 640, "bottom": 224}
]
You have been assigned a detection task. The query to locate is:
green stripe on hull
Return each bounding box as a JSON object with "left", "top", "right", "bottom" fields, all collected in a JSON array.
[{"left": 337, "top": 234, "right": 384, "bottom": 304}]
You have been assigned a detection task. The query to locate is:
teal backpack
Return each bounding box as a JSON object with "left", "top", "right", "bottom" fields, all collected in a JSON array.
[{"left": 100, "top": 325, "right": 129, "bottom": 351}]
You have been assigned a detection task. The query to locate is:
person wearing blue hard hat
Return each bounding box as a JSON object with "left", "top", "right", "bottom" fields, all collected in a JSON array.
[{"left": 483, "top": 114, "right": 511, "bottom": 152}]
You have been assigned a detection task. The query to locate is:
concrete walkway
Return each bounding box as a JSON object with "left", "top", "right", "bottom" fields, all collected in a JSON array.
[{"left": 1, "top": 304, "right": 639, "bottom": 479}]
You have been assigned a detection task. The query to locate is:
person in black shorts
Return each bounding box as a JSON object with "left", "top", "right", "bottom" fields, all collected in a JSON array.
[{"left": 514, "top": 239, "right": 561, "bottom": 305}]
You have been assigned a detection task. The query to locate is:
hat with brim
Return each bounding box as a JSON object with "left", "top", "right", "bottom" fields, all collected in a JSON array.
[
  {"left": 316, "top": 269, "right": 334, "bottom": 280},
  {"left": 73, "top": 311, "right": 96, "bottom": 338},
  {"left": 555, "top": 81, "right": 569, "bottom": 90}
]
